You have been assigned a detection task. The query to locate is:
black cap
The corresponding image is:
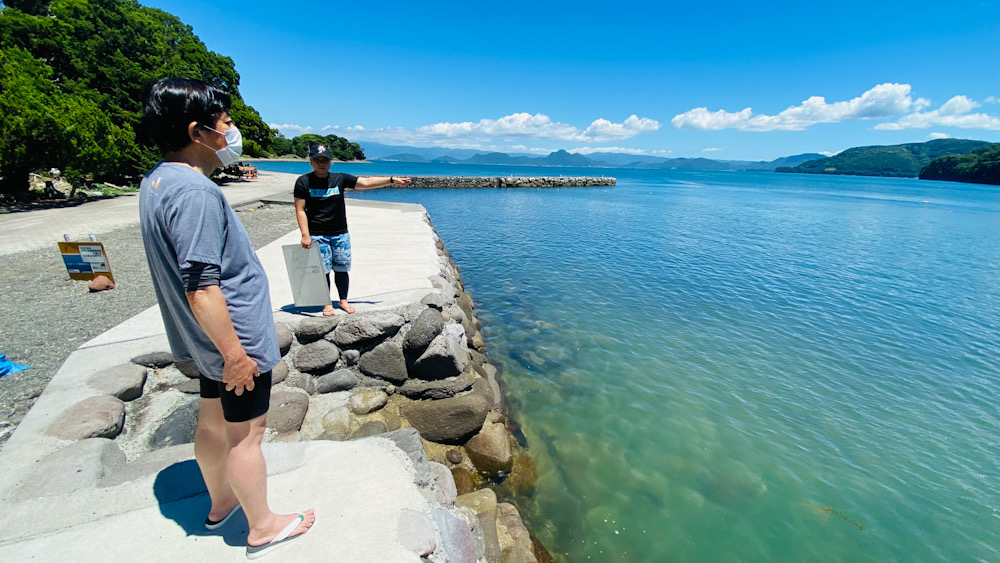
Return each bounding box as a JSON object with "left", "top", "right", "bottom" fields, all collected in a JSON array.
[{"left": 309, "top": 144, "right": 333, "bottom": 160}]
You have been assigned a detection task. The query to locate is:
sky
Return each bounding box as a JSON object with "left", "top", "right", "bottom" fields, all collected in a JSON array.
[{"left": 137, "top": 0, "right": 1000, "bottom": 160}]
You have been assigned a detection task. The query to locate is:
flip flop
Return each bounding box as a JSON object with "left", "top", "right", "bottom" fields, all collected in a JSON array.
[
  {"left": 205, "top": 505, "right": 243, "bottom": 531},
  {"left": 245, "top": 513, "right": 309, "bottom": 560}
]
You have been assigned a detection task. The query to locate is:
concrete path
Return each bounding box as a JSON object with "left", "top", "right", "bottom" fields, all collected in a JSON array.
[{"left": 0, "top": 175, "right": 456, "bottom": 562}]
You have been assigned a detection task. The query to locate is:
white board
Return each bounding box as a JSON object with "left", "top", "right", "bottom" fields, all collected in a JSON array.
[{"left": 282, "top": 244, "right": 330, "bottom": 307}]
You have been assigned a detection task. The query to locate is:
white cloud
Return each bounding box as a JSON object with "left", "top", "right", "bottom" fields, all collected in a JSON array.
[
  {"left": 986, "top": 96, "right": 999, "bottom": 104},
  {"left": 926, "top": 132, "right": 951, "bottom": 140},
  {"left": 874, "top": 95, "right": 1000, "bottom": 130},
  {"left": 571, "top": 146, "right": 671, "bottom": 155},
  {"left": 672, "top": 83, "right": 917, "bottom": 131},
  {"left": 702, "top": 147, "right": 722, "bottom": 152}
]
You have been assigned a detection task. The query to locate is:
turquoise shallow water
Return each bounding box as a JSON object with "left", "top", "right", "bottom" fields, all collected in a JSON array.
[{"left": 260, "top": 161, "right": 1000, "bottom": 561}]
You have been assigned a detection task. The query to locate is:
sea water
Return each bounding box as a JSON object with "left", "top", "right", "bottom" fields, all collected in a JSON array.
[{"left": 258, "top": 161, "right": 1000, "bottom": 561}]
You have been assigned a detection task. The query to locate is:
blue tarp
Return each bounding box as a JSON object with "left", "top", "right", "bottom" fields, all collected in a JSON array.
[{"left": 0, "top": 351, "right": 29, "bottom": 377}]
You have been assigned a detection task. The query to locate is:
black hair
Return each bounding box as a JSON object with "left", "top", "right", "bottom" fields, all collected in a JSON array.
[{"left": 139, "top": 78, "right": 231, "bottom": 154}]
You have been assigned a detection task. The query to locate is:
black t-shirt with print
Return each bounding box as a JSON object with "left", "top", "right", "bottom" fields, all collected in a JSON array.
[{"left": 293, "top": 172, "right": 359, "bottom": 235}]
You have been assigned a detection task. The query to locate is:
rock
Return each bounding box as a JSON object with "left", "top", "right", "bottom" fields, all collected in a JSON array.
[
  {"left": 293, "top": 340, "right": 340, "bottom": 374},
  {"left": 446, "top": 449, "right": 463, "bottom": 464},
  {"left": 88, "top": 363, "right": 147, "bottom": 402},
  {"left": 176, "top": 379, "right": 201, "bottom": 394},
  {"left": 502, "top": 546, "right": 537, "bottom": 563},
  {"left": 472, "top": 378, "right": 496, "bottom": 410},
  {"left": 358, "top": 341, "right": 408, "bottom": 384},
  {"left": 175, "top": 359, "right": 200, "bottom": 379},
  {"left": 428, "top": 275, "right": 449, "bottom": 291},
  {"left": 501, "top": 451, "right": 538, "bottom": 498},
  {"left": 88, "top": 275, "right": 115, "bottom": 292},
  {"left": 330, "top": 313, "right": 405, "bottom": 347},
  {"left": 432, "top": 508, "right": 478, "bottom": 563},
  {"left": 349, "top": 389, "right": 388, "bottom": 415},
  {"left": 398, "top": 369, "right": 477, "bottom": 400},
  {"left": 382, "top": 428, "right": 434, "bottom": 487},
  {"left": 429, "top": 461, "right": 458, "bottom": 507},
  {"left": 401, "top": 392, "right": 490, "bottom": 444},
  {"left": 15, "top": 439, "right": 126, "bottom": 501},
  {"left": 451, "top": 467, "right": 475, "bottom": 495},
  {"left": 412, "top": 324, "right": 470, "bottom": 380},
  {"left": 397, "top": 509, "right": 437, "bottom": 557},
  {"left": 341, "top": 349, "right": 360, "bottom": 366},
  {"left": 350, "top": 420, "right": 388, "bottom": 439},
  {"left": 283, "top": 369, "right": 315, "bottom": 394},
  {"left": 267, "top": 389, "right": 310, "bottom": 433},
  {"left": 465, "top": 423, "right": 513, "bottom": 476},
  {"left": 471, "top": 332, "right": 485, "bottom": 352},
  {"left": 456, "top": 292, "right": 475, "bottom": 323},
  {"left": 295, "top": 316, "right": 340, "bottom": 343},
  {"left": 131, "top": 352, "right": 173, "bottom": 368},
  {"left": 480, "top": 510, "right": 503, "bottom": 563},
  {"left": 487, "top": 411, "right": 505, "bottom": 424},
  {"left": 275, "top": 322, "right": 293, "bottom": 355},
  {"left": 315, "top": 369, "right": 359, "bottom": 393},
  {"left": 47, "top": 395, "right": 125, "bottom": 440},
  {"left": 321, "top": 406, "right": 352, "bottom": 435},
  {"left": 447, "top": 305, "right": 465, "bottom": 323},
  {"left": 457, "top": 488, "right": 498, "bottom": 517},
  {"left": 468, "top": 349, "right": 487, "bottom": 369},
  {"left": 150, "top": 399, "right": 199, "bottom": 449},
  {"left": 271, "top": 359, "right": 288, "bottom": 384},
  {"left": 404, "top": 308, "right": 445, "bottom": 352},
  {"left": 498, "top": 503, "right": 536, "bottom": 563},
  {"left": 420, "top": 292, "right": 447, "bottom": 309}
]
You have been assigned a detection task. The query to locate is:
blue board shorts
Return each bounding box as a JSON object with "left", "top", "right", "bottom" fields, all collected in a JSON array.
[{"left": 311, "top": 233, "right": 352, "bottom": 274}]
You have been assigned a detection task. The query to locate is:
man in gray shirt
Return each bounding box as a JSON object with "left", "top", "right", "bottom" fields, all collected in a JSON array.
[{"left": 139, "top": 78, "right": 314, "bottom": 559}]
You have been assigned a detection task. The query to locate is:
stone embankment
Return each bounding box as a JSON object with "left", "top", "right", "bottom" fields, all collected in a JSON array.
[{"left": 406, "top": 176, "right": 614, "bottom": 189}]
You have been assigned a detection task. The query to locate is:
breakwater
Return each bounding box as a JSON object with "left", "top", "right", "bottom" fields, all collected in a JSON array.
[{"left": 406, "top": 176, "right": 615, "bottom": 188}]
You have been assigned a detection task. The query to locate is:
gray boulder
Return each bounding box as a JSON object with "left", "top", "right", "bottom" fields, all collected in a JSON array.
[
  {"left": 175, "top": 359, "right": 201, "bottom": 378},
  {"left": 398, "top": 369, "right": 477, "bottom": 400},
  {"left": 293, "top": 340, "right": 340, "bottom": 374},
  {"left": 404, "top": 308, "right": 445, "bottom": 352},
  {"left": 358, "top": 341, "right": 408, "bottom": 384},
  {"left": 382, "top": 428, "right": 434, "bottom": 487},
  {"left": 267, "top": 389, "right": 310, "bottom": 433},
  {"left": 341, "top": 349, "right": 360, "bottom": 366},
  {"left": 283, "top": 369, "right": 316, "bottom": 394},
  {"left": 412, "top": 323, "right": 470, "bottom": 380},
  {"left": 419, "top": 292, "right": 447, "bottom": 309},
  {"left": 401, "top": 392, "right": 490, "bottom": 444},
  {"left": 150, "top": 399, "right": 199, "bottom": 449},
  {"left": 131, "top": 352, "right": 173, "bottom": 368},
  {"left": 316, "top": 369, "right": 359, "bottom": 393},
  {"left": 464, "top": 422, "right": 513, "bottom": 476},
  {"left": 88, "top": 364, "right": 147, "bottom": 402},
  {"left": 349, "top": 420, "right": 388, "bottom": 440},
  {"left": 175, "top": 379, "right": 201, "bottom": 394},
  {"left": 330, "top": 313, "right": 405, "bottom": 347},
  {"left": 275, "top": 322, "right": 293, "bottom": 355},
  {"left": 296, "top": 316, "right": 340, "bottom": 343},
  {"left": 47, "top": 395, "right": 125, "bottom": 440},
  {"left": 271, "top": 359, "right": 288, "bottom": 384},
  {"left": 15, "top": 438, "right": 126, "bottom": 501}
]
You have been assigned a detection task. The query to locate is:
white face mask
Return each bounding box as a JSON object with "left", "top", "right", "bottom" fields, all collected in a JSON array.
[{"left": 200, "top": 125, "right": 243, "bottom": 168}]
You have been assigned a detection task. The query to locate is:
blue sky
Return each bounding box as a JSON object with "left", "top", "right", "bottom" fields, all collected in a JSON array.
[{"left": 139, "top": 0, "right": 1000, "bottom": 160}]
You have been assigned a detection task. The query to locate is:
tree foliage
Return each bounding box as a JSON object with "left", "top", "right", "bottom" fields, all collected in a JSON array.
[
  {"left": 919, "top": 144, "right": 1000, "bottom": 185},
  {"left": 0, "top": 0, "right": 277, "bottom": 195},
  {"left": 777, "top": 139, "right": 993, "bottom": 178},
  {"left": 272, "top": 133, "right": 365, "bottom": 161}
]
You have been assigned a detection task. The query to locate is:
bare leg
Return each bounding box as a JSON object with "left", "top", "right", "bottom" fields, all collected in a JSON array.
[
  {"left": 225, "top": 415, "right": 315, "bottom": 546},
  {"left": 195, "top": 398, "right": 239, "bottom": 521},
  {"left": 322, "top": 272, "right": 336, "bottom": 316}
]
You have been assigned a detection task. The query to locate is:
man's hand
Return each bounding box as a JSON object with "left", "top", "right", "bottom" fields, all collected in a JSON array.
[
  {"left": 301, "top": 234, "right": 311, "bottom": 249},
  {"left": 223, "top": 348, "right": 258, "bottom": 395},
  {"left": 394, "top": 177, "right": 414, "bottom": 186}
]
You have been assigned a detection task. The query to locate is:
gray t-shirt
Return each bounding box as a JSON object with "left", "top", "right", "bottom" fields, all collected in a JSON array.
[{"left": 139, "top": 162, "right": 279, "bottom": 381}]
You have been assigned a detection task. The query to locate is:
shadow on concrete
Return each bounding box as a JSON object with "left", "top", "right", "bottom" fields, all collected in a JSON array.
[{"left": 153, "top": 460, "right": 248, "bottom": 546}]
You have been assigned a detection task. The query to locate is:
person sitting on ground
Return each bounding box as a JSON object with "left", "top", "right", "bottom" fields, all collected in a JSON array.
[
  {"left": 138, "top": 77, "right": 314, "bottom": 559},
  {"left": 293, "top": 144, "right": 411, "bottom": 315}
]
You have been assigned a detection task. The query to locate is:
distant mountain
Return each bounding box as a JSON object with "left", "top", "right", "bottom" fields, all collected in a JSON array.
[
  {"left": 919, "top": 143, "right": 1000, "bottom": 185},
  {"left": 362, "top": 142, "right": 533, "bottom": 161},
  {"left": 776, "top": 139, "right": 992, "bottom": 178},
  {"left": 380, "top": 153, "right": 429, "bottom": 163}
]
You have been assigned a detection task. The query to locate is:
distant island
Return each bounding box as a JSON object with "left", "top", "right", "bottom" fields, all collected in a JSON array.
[
  {"left": 919, "top": 143, "right": 1000, "bottom": 185},
  {"left": 775, "top": 139, "right": 993, "bottom": 178}
]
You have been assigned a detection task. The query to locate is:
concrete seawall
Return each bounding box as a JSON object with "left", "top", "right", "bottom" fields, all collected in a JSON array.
[{"left": 405, "top": 176, "right": 615, "bottom": 188}]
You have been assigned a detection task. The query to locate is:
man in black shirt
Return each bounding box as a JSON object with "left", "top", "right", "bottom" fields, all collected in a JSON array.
[{"left": 293, "top": 143, "right": 411, "bottom": 315}]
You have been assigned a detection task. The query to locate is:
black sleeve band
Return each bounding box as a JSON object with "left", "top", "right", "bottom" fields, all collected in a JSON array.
[{"left": 181, "top": 261, "right": 221, "bottom": 292}]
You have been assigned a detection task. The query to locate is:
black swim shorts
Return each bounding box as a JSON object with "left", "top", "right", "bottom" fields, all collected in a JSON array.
[{"left": 199, "top": 371, "right": 272, "bottom": 423}]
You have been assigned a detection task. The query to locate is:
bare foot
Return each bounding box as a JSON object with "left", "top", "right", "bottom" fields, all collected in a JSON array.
[
  {"left": 207, "top": 499, "right": 240, "bottom": 523},
  {"left": 339, "top": 300, "right": 356, "bottom": 314},
  {"left": 247, "top": 510, "right": 316, "bottom": 548},
  {"left": 322, "top": 305, "right": 336, "bottom": 316}
]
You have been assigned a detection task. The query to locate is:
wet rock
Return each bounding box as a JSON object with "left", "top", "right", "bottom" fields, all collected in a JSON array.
[
  {"left": 15, "top": 439, "right": 126, "bottom": 501},
  {"left": 398, "top": 509, "right": 437, "bottom": 557},
  {"left": 398, "top": 369, "right": 477, "bottom": 400},
  {"left": 457, "top": 488, "right": 498, "bottom": 517},
  {"left": 465, "top": 423, "right": 513, "bottom": 476},
  {"left": 88, "top": 275, "right": 115, "bottom": 292},
  {"left": 359, "top": 341, "right": 408, "bottom": 384},
  {"left": 267, "top": 389, "right": 310, "bottom": 433},
  {"left": 498, "top": 503, "right": 536, "bottom": 563},
  {"left": 175, "top": 359, "right": 200, "bottom": 379},
  {"left": 472, "top": 378, "right": 496, "bottom": 409},
  {"left": 350, "top": 420, "right": 388, "bottom": 439},
  {"left": 412, "top": 324, "right": 470, "bottom": 380},
  {"left": 131, "top": 352, "right": 173, "bottom": 368},
  {"left": 451, "top": 467, "right": 475, "bottom": 495},
  {"left": 446, "top": 449, "right": 463, "bottom": 464},
  {"left": 271, "top": 359, "right": 288, "bottom": 384},
  {"left": 349, "top": 389, "right": 388, "bottom": 415},
  {"left": 404, "top": 308, "right": 445, "bottom": 352},
  {"left": 295, "top": 316, "right": 340, "bottom": 343},
  {"left": 275, "top": 322, "right": 293, "bottom": 355},
  {"left": 471, "top": 331, "right": 485, "bottom": 352},
  {"left": 47, "top": 395, "right": 125, "bottom": 440},
  {"left": 330, "top": 313, "right": 405, "bottom": 347},
  {"left": 401, "top": 392, "right": 490, "bottom": 444},
  {"left": 150, "top": 399, "right": 199, "bottom": 449},
  {"left": 293, "top": 340, "right": 340, "bottom": 374},
  {"left": 316, "top": 369, "right": 359, "bottom": 393},
  {"left": 88, "top": 363, "right": 147, "bottom": 402}
]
